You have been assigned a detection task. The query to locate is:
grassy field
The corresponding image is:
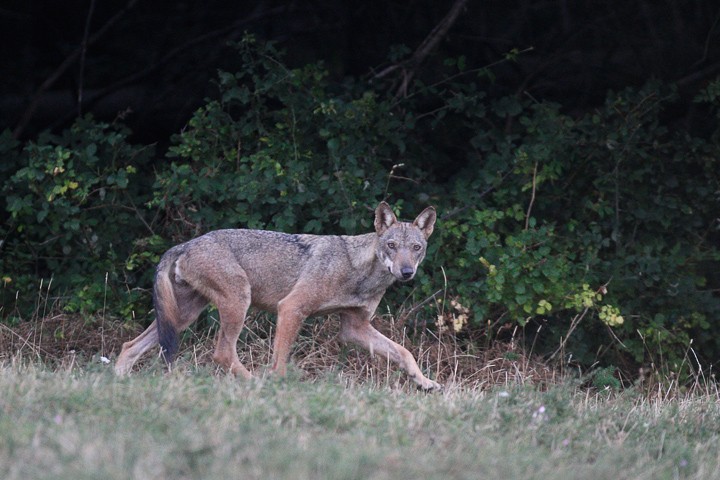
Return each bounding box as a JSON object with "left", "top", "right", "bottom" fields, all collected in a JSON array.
[{"left": 1, "top": 355, "right": 719, "bottom": 480}]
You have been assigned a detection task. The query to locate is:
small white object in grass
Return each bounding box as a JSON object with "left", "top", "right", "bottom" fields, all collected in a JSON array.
[
  {"left": 532, "top": 405, "right": 548, "bottom": 422},
  {"left": 100, "top": 356, "right": 110, "bottom": 364}
]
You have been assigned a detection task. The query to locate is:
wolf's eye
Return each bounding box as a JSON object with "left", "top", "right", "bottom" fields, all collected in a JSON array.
[
  {"left": 387, "top": 241, "right": 396, "bottom": 249},
  {"left": 413, "top": 244, "right": 422, "bottom": 251}
]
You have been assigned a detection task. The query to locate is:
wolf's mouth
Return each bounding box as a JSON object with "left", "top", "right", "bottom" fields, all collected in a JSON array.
[{"left": 389, "top": 268, "right": 415, "bottom": 281}]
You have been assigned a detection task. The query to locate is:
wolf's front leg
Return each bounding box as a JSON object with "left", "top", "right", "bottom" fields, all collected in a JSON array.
[
  {"left": 338, "top": 311, "right": 442, "bottom": 391},
  {"left": 271, "top": 296, "right": 310, "bottom": 376}
]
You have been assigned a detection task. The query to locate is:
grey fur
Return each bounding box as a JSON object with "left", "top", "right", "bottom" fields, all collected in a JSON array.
[{"left": 115, "top": 202, "right": 440, "bottom": 390}]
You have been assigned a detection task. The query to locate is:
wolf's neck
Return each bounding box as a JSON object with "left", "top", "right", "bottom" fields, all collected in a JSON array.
[{"left": 343, "top": 233, "right": 395, "bottom": 290}]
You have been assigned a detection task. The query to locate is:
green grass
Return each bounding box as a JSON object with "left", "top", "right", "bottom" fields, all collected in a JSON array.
[{"left": 1, "top": 359, "right": 720, "bottom": 480}]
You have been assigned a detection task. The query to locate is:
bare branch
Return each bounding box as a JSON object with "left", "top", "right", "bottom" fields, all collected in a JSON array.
[
  {"left": 12, "top": 0, "right": 141, "bottom": 139},
  {"left": 78, "top": 0, "right": 97, "bottom": 116},
  {"left": 375, "top": 0, "right": 469, "bottom": 98},
  {"left": 524, "top": 162, "right": 538, "bottom": 231},
  {"left": 82, "top": 5, "right": 289, "bottom": 108}
]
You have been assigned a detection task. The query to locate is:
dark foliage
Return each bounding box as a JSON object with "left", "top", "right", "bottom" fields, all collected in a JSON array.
[{"left": 1, "top": 2, "right": 719, "bottom": 380}]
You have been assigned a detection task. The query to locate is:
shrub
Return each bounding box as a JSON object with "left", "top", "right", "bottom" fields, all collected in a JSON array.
[
  {"left": 152, "top": 34, "right": 422, "bottom": 241},
  {"left": 1, "top": 37, "right": 718, "bottom": 380},
  {"left": 429, "top": 80, "right": 720, "bottom": 373},
  {"left": 1, "top": 116, "right": 156, "bottom": 319}
]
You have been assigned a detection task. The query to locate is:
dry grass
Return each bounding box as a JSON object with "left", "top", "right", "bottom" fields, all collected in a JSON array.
[
  {"left": 0, "top": 313, "right": 142, "bottom": 362},
  {"left": 2, "top": 309, "right": 716, "bottom": 402},
  {"left": 0, "top": 311, "right": 560, "bottom": 391}
]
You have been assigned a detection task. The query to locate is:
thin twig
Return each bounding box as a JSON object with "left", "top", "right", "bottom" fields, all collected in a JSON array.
[
  {"left": 548, "top": 307, "right": 590, "bottom": 361},
  {"left": 55, "top": 5, "right": 290, "bottom": 130},
  {"left": 0, "top": 322, "right": 53, "bottom": 358},
  {"left": 383, "top": 163, "right": 405, "bottom": 199},
  {"left": 398, "top": 289, "right": 444, "bottom": 326},
  {"left": 692, "top": 5, "right": 720, "bottom": 68},
  {"left": 524, "top": 162, "right": 538, "bottom": 230},
  {"left": 382, "top": 47, "right": 534, "bottom": 109},
  {"left": 77, "top": 0, "right": 97, "bottom": 116}
]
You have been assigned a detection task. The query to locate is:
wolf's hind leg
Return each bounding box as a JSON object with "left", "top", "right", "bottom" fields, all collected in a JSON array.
[
  {"left": 114, "top": 288, "right": 208, "bottom": 376},
  {"left": 338, "top": 310, "right": 442, "bottom": 391},
  {"left": 213, "top": 304, "right": 253, "bottom": 379},
  {"left": 210, "top": 280, "right": 253, "bottom": 379},
  {"left": 115, "top": 320, "right": 159, "bottom": 376}
]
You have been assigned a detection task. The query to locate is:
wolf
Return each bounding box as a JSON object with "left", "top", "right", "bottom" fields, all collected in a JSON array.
[{"left": 114, "top": 201, "right": 441, "bottom": 390}]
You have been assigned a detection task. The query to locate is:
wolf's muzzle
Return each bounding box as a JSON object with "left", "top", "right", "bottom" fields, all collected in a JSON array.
[{"left": 400, "top": 267, "right": 415, "bottom": 280}]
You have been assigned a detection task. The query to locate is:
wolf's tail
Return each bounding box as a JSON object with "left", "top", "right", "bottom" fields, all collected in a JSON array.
[{"left": 154, "top": 255, "right": 181, "bottom": 364}]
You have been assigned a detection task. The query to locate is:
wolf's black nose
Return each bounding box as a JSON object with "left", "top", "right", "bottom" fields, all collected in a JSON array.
[{"left": 401, "top": 267, "right": 414, "bottom": 279}]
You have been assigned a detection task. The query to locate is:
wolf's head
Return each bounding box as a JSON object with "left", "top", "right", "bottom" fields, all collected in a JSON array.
[{"left": 374, "top": 202, "right": 436, "bottom": 282}]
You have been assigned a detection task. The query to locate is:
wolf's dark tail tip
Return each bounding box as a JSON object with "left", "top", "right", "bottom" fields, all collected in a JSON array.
[{"left": 157, "top": 319, "right": 179, "bottom": 364}]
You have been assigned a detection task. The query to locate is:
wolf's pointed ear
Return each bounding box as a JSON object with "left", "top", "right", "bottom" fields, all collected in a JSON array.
[
  {"left": 413, "top": 206, "right": 436, "bottom": 239},
  {"left": 374, "top": 201, "right": 397, "bottom": 234}
]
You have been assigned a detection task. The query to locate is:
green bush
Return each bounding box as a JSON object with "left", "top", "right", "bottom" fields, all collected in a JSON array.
[
  {"left": 152, "top": 34, "right": 418, "bottom": 241},
  {"left": 1, "top": 116, "right": 156, "bottom": 319},
  {"left": 429, "top": 80, "right": 720, "bottom": 372},
  {"left": 1, "top": 37, "right": 718, "bottom": 379}
]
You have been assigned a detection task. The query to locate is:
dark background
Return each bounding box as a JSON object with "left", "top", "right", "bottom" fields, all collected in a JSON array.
[{"left": 3, "top": 0, "right": 720, "bottom": 143}]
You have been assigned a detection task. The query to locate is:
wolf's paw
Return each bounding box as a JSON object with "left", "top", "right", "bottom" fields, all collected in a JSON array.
[{"left": 417, "top": 378, "right": 443, "bottom": 392}]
